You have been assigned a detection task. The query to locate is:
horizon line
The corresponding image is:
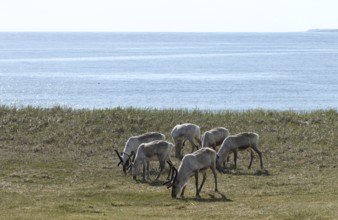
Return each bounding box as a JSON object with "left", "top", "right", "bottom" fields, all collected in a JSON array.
[{"left": 0, "top": 30, "right": 314, "bottom": 33}]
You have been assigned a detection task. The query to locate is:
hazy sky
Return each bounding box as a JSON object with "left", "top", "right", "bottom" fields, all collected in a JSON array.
[{"left": 0, "top": 0, "right": 337, "bottom": 32}]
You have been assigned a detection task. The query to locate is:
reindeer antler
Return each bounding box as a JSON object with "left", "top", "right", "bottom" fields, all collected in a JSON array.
[
  {"left": 163, "top": 162, "right": 177, "bottom": 188},
  {"left": 114, "top": 150, "right": 124, "bottom": 166}
]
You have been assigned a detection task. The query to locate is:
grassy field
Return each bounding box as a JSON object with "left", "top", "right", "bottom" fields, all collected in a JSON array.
[{"left": 0, "top": 106, "right": 337, "bottom": 219}]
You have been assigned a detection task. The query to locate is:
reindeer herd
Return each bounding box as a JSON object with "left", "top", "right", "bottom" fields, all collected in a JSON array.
[{"left": 115, "top": 123, "right": 264, "bottom": 199}]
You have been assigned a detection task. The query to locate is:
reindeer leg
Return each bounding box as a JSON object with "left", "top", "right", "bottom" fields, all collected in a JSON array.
[
  {"left": 211, "top": 142, "right": 216, "bottom": 150},
  {"left": 234, "top": 150, "right": 238, "bottom": 170},
  {"left": 188, "top": 138, "right": 198, "bottom": 153},
  {"left": 251, "top": 145, "right": 263, "bottom": 169},
  {"left": 155, "top": 161, "right": 165, "bottom": 181},
  {"left": 198, "top": 172, "right": 207, "bottom": 193},
  {"left": 180, "top": 186, "right": 186, "bottom": 198},
  {"left": 248, "top": 149, "right": 254, "bottom": 169},
  {"left": 194, "top": 171, "right": 201, "bottom": 198},
  {"left": 175, "top": 141, "right": 183, "bottom": 159},
  {"left": 146, "top": 161, "right": 150, "bottom": 180},
  {"left": 259, "top": 151, "right": 263, "bottom": 169},
  {"left": 142, "top": 161, "right": 147, "bottom": 181},
  {"left": 166, "top": 162, "right": 172, "bottom": 180},
  {"left": 211, "top": 166, "right": 218, "bottom": 192},
  {"left": 195, "top": 136, "right": 201, "bottom": 148}
]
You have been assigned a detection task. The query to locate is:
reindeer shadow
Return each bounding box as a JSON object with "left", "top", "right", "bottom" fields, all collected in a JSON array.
[
  {"left": 133, "top": 178, "right": 172, "bottom": 187},
  {"left": 221, "top": 168, "right": 270, "bottom": 176},
  {"left": 149, "top": 180, "right": 170, "bottom": 187},
  {"left": 181, "top": 192, "right": 233, "bottom": 203},
  {"left": 133, "top": 167, "right": 173, "bottom": 186},
  {"left": 133, "top": 179, "right": 148, "bottom": 184}
]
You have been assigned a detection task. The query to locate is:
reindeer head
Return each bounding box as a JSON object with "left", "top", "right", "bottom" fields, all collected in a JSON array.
[
  {"left": 163, "top": 161, "right": 181, "bottom": 198},
  {"left": 215, "top": 154, "right": 222, "bottom": 171},
  {"left": 171, "top": 176, "right": 186, "bottom": 198},
  {"left": 130, "top": 160, "right": 139, "bottom": 180},
  {"left": 114, "top": 150, "right": 134, "bottom": 174}
]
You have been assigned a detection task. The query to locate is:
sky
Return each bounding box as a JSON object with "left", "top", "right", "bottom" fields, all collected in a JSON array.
[{"left": 0, "top": 0, "right": 337, "bottom": 32}]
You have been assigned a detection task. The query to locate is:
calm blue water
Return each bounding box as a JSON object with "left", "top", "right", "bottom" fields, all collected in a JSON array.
[{"left": 0, "top": 32, "right": 337, "bottom": 110}]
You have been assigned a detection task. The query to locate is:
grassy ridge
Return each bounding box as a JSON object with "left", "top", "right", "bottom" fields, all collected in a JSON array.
[{"left": 0, "top": 106, "right": 337, "bottom": 219}]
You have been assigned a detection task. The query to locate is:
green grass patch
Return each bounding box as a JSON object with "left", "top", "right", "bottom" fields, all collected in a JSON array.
[{"left": 0, "top": 106, "right": 337, "bottom": 219}]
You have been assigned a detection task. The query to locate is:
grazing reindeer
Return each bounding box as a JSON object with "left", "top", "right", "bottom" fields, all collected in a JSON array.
[
  {"left": 131, "top": 140, "right": 174, "bottom": 181},
  {"left": 164, "top": 147, "right": 219, "bottom": 198},
  {"left": 216, "top": 132, "right": 263, "bottom": 171},
  {"left": 171, "top": 123, "right": 201, "bottom": 159},
  {"left": 201, "top": 127, "right": 230, "bottom": 150},
  {"left": 115, "top": 132, "right": 165, "bottom": 174}
]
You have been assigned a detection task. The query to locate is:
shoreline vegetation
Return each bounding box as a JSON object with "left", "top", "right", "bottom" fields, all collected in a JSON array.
[{"left": 0, "top": 106, "right": 337, "bottom": 219}]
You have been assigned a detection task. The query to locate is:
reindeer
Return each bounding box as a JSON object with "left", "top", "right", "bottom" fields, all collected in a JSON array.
[
  {"left": 164, "top": 147, "right": 219, "bottom": 198},
  {"left": 201, "top": 127, "right": 229, "bottom": 150},
  {"left": 114, "top": 132, "right": 165, "bottom": 174},
  {"left": 171, "top": 123, "right": 201, "bottom": 159},
  {"left": 130, "top": 140, "right": 174, "bottom": 181},
  {"left": 216, "top": 132, "right": 263, "bottom": 171}
]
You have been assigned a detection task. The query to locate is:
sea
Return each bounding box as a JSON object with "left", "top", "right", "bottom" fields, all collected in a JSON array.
[{"left": 0, "top": 32, "right": 337, "bottom": 111}]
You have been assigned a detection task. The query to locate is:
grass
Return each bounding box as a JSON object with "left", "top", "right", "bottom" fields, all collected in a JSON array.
[{"left": 0, "top": 106, "right": 337, "bottom": 219}]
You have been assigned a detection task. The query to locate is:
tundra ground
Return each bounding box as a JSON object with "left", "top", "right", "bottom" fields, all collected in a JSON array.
[{"left": 0, "top": 107, "right": 337, "bottom": 219}]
